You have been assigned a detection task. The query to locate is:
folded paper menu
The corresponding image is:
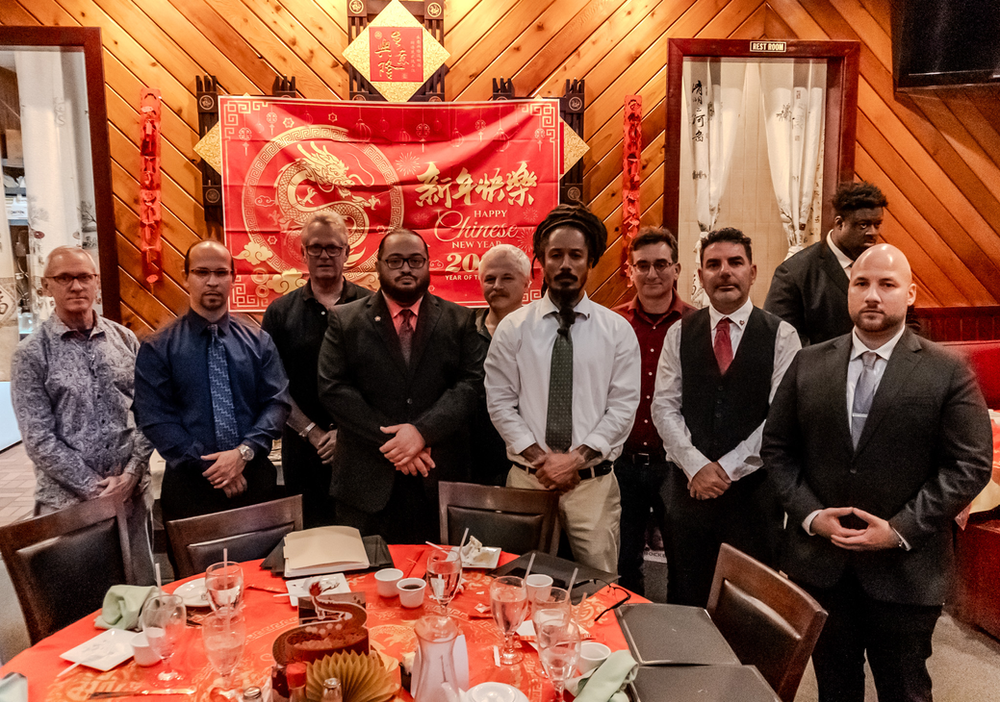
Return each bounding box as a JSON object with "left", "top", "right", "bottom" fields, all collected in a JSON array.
[{"left": 284, "top": 526, "right": 371, "bottom": 577}]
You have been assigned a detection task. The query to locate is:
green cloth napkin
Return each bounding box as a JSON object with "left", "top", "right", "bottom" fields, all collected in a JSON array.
[
  {"left": 566, "top": 650, "right": 638, "bottom": 702},
  {"left": 94, "top": 585, "right": 157, "bottom": 631}
]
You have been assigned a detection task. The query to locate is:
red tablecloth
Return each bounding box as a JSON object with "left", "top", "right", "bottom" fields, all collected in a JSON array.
[{"left": 1, "top": 545, "right": 643, "bottom": 702}]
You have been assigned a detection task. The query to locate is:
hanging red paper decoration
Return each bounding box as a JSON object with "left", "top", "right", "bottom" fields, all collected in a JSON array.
[
  {"left": 621, "top": 95, "right": 643, "bottom": 274},
  {"left": 139, "top": 88, "right": 162, "bottom": 285}
]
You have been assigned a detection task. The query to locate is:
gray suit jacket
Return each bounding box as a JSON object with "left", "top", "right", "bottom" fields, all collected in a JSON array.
[
  {"left": 764, "top": 240, "right": 852, "bottom": 346},
  {"left": 317, "top": 291, "right": 485, "bottom": 513},
  {"left": 762, "top": 329, "right": 992, "bottom": 605}
]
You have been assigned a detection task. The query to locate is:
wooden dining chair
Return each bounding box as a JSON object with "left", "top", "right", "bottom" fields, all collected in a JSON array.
[
  {"left": 165, "top": 495, "right": 303, "bottom": 578},
  {"left": 0, "top": 496, "right": 134, "bottom": 644},
  {"left": 437, "top": 481, "right": 560, "bottom": 555},
  {"left": 706, "top": 543, "right": 828, "bottom": 702}
]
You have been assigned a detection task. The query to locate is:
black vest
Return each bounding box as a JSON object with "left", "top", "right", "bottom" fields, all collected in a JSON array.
[{"left": 680, "top": 307, "right": 781, "bottom": 461}]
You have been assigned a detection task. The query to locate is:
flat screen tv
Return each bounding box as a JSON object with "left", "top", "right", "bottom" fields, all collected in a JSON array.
[{"left": 892, "top": 0, "right": 1000, "bottom": 89}]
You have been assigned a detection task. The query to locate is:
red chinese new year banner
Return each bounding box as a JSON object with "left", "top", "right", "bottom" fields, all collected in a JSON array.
[{"left": 219, "top": 97, "right": 561, "bottom": 312}]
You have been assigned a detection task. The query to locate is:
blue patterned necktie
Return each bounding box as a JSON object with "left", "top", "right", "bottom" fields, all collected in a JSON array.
[
  {"left": 545, "top": 311, "right": 575, "bottom": 453},
  {"left": 208, "top": 324, "right": 239, "bottom": 451}
]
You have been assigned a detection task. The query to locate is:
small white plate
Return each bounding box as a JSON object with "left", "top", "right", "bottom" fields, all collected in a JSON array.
[
  {"left": 462, "top": 546, "right": 501, "bottom": 569},
  {"left": 174, "top": 577, "right": 209, "bottom": 608},
  {"left": 286, "top": 573, "right": 350, "bottom": 607},
  {"left": 60, "top": 629, "right": 137, "bottom": 671},
  {"left": 467, "top": 682, "right": 529, "bottom": 702}
]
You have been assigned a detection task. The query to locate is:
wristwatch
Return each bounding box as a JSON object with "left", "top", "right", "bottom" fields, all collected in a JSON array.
[{"left": 237, "top": 443, "right": 255, "bottom": 463}]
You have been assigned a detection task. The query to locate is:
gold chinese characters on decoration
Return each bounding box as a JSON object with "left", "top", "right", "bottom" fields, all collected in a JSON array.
[{"left": 343, "top": 0, "right": 450, "bottom": 103}]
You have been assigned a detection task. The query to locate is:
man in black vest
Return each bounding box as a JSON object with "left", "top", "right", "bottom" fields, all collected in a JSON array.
[{"left": 651, "top": 228, "right": 801, "bottom": 606}]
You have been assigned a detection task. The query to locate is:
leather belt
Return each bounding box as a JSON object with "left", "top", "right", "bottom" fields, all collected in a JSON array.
[
  {"left": 621, "top": 451, "right": 667, "bottom": 467},
  {"left": 520, "top": 460, "right": 614, "bottom": 481}
]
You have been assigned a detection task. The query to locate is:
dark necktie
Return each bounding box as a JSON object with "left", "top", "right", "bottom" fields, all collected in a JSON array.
[
  {"left": 398, "top": 308, "right": 415, "bottom": 364},
  {"left": 545, "top": 311, "right": 575, "bottom": 453},
  {"left": 851, "top": 351, "right": 878, "bottom": 448},
  {"left": 207, "top": 324, "right": 239, "bottom": 451},
  {"left": 714, "top": 317, "right": 733, "bottom": 374}
]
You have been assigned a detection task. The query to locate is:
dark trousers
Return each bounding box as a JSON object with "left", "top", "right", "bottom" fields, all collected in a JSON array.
[
  {"left": 160, "top": 455, "right": 279, "bottom": 522},
  {"left": 803, "top": 571, "right": 941, "bottom": 702},
  {"left": 281, "top": 430, "right": 335, "bottom": 529},
  {"left": 615, "top": 453, "right": 670, "bottom": 596},
  {"left": 661, "top": 465, "right": 781, "bottom": 607},
  {"left": 335, "top": 472, "right": 438, "bottom": 545}
]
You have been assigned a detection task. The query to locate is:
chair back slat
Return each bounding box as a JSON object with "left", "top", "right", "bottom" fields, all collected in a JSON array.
[{"left": 438, "top": 482, "right": 560, "bottom": 555}]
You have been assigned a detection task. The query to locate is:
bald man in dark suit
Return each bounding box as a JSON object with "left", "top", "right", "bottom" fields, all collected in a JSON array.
[{"left": 762, "top": 244, "right": 992, "bottom": 702}]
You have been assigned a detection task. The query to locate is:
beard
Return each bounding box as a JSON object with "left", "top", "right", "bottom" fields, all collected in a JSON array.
[
  {"left": 854, "top": 308, "right": 904, "bottom": 335},
  {"left": 381, "top": 272, "right": 430, "bottom": 306},
  {"left": 546, "top": 273, "right": 582, "bottom": 309}
]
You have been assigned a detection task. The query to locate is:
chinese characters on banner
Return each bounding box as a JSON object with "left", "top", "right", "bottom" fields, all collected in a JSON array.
[
  {"left": 219, "top": 98, "right": 561, "bottom": 312},
  {"left": 370, "top": 27, "right": 423, "bottom": 82}
]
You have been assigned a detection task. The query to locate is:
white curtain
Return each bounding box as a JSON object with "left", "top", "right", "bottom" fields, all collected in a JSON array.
[
  {"left": 759, "top": 60, "right": 826, "bottom": 259},
  {"left": 684, "top": 59, "right": 747, "bottom": 307},
  {"left": 0, "top": 188, "right": 16, "bottom": 380},
  {"left": 15, "top": 49, "right": 98, "bottom": 322}
]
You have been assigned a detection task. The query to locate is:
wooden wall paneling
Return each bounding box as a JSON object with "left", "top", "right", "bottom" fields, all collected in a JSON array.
[
  {"left": 119, "top": 271, "right": 179, "bottom": 328},
  {"left": 238, "top": 0, "right": 349, "bottom": 97},
  {"left": 826, "top": 0, "right": 890, "bottom": 67},
  {"left": 699, "top": 0, "right": 763, "bottom": 38},
  {"left": 729, "top": 4, "right": 767, "bottom": 39},
  {"left": 942, "top": 94, "right": 1000, "bottom": 172},
  {"left": 120, "top": 305, "right": 153, "bottom": 336},
  {"left": 116, "top": 233, "right": 192, "bottom": 314},
  {"left": 447, "top": 0, "right": 563, "bottom": 99},
  {"left": 0, "top": 4, "right": 38, "bottom": 24},
  {"left": 442, "top": 0, "right": 481, "bottom": 29},
  {"left": 763, "top": 5, "right": 796, "bottom": 38},
  {"left": 10, "top": 0, "right": 76, "bottom": 26},
  {"left": 445, "top": 0, "right": 522, "bottom": 78},
  {"left": 854, "top": 118, "right": 997, "bottom": 304},
  {"left": 272, "top": 0, "right": 350, "bottom": 60},
  {"left": 200, "top": 0, "right": 339, "bottom": 99},
  {"left": 113, "top": 196, "right": 190, "bottom": 292},
  {"left": 766, "top": 0, "right": 828, "bottom": 38},
  {"left": 166, "top": 0, "right": 281, "bottom": 93}
]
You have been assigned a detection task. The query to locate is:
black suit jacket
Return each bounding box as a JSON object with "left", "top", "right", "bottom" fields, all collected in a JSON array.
[
  {"left": 764, "top": 240, "right": 852, "bottom": 346},
  {"left": 317, "top": 291, "right": 485, "bottom": 513},
  {"left": 762, "top": 329, "right": 992, "bottom": 606}
]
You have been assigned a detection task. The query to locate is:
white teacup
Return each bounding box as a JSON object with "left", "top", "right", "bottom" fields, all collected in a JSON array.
[
  {"left": 525, "top": 574, "right": 553, "bottom": 604},
  {"left": 397, "top": 578, "right": 427, "bottom": 608},
  {"left": 130, "top": 632, "right": 161, "bottom": 667},
  {"left": 375, "top": 568, "right": 404, "bottom": 598},
  {"left": 578, "top": 641, "right": 611, "bottom": 674}
]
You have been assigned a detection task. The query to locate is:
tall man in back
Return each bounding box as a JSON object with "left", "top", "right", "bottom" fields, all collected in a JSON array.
[
  {"left": 317, "top": 229, "right": 484, "bottom": 544},
  {"left": 485, "top": 204, "right": 640, "bottom": 573},
  {"left": 651, "top": 228, "right": 800, "bottom": 606},
  {"left": 135, "top": 240, "right": 290, "bottom": 523},
  {"left": 762, "top": 244, "right": 992, "bottom": 702},
  {"left": 612, "top": 227, "right": 693, "bottom": 595},
  {"left": 765, "top": 181, "right": 887, "bottom": 345},
  {"left": 263, "top": 213, "right": 372, "bottom": 527}
]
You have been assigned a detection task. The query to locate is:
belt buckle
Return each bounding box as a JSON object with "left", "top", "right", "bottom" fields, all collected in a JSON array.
[{"left": 634, "top": 453, "right": 653, "bottom": 466}]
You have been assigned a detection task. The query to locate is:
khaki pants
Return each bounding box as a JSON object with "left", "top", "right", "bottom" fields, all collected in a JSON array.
[{"left": 507, "top": 465, "right": 621, "bottom": 574}]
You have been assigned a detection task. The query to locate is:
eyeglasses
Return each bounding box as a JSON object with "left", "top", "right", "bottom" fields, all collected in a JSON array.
[
  {"left": 304, "top": 244, "right": 345, "bottom": 258},
  {"left": 45, "top": 273, "right": 97, "bottom": 286},
  {"left": 630, "top": 259, "right": 676, "bottom": 275},
  {"left": 382, "top": 255, "right": 428, "bottom": 270},
  {"left": 188, "top": 268, "right": 232, "bottom": 280}
]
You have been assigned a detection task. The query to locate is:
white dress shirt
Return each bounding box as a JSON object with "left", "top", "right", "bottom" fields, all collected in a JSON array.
[
  {"left": 828, "top": 233, "right": 853, "bottom": 273},
  {"left": 484, "top": 292, "right": 641, "bottom": 466},
  {"left": 651, "top": 297, "right": 801, "bottom": 481}
]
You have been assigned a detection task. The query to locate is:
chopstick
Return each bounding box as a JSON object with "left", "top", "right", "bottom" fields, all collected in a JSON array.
[{"left": 56, "top": 660, "right": 82, "bottom": 678}]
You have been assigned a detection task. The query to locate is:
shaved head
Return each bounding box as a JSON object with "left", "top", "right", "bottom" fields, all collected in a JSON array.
[{"left": 849, "top": 244, "right": 916, "bottom": 348}]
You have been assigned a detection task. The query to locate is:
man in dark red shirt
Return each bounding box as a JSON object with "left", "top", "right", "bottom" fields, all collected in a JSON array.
[{"left": 612, "top": 227, "right": 693, "bottom": 595}]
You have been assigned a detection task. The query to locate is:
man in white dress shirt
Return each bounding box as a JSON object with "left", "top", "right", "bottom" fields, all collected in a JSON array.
[
  {"left": 485, "top": 204, "right": 640, "bottom": 573},
  {"left": 651, "top": 228, "right": 801, "bottom": 606}
]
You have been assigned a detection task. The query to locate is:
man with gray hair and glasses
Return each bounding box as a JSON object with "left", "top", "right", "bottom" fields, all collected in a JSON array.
[
  {"left": 263, "top": 213, "right": 372, "bottom": 526},
  {"left": 12, "top": 246, "right": 155, "bottom": 583}
]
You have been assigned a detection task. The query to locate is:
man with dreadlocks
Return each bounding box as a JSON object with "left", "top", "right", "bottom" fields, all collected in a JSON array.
[{"left": 484, "top": 204, "right": 640, "bottom": 573}]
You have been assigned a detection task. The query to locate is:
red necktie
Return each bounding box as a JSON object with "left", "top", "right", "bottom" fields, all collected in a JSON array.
[{"left": 714, "top": 317, "right": 733, "bottom": 374}]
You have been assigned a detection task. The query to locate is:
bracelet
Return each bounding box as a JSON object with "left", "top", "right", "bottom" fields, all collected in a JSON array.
[{"left": 299, "top": 421, "right": 316, "bottom": 439}]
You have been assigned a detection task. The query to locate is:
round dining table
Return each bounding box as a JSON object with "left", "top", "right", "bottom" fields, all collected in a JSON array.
[{"left": 1, "top": 544, "right": 642, "bottom": 702}]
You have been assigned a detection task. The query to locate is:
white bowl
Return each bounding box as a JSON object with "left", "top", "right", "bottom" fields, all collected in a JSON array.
[
  {"left": 375, "top": 568, "right": 404, "bottom": 598},
  {"left": 579, "top": 641, "right": 611, "bottom": 673},
  {"left": 397, "top": 577, "right": 426, "bottom": 608}
]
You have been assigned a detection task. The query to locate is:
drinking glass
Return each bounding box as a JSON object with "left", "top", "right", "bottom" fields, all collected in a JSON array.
[
  {"left": 202, "top": 608, "right": 246, "bottom": 697},
  {"left": 141, "top": 594, "right": 186, "bottom": 682},
  {"left": 425, "top": 549, "right": 463, "bottom": 612},
  {"left": 490, "top": 575, "right": 528, "bottom": 665},
  {"left": 206, "top": 561, "right": 244, "bottom": 612},
  {"left": 536, "top": 616, "right": 581, "bottom": 701}
]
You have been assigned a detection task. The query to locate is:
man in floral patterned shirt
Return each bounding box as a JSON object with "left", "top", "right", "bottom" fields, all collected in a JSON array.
[{"left": 11, "top": 246, "right": 154, "bottom": 583}]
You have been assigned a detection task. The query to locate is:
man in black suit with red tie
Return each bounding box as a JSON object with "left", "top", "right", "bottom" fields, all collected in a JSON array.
[
  {"left": 762, "top": 244, "right": 993, "bottom": 702},
  {"left": 317, "top": 229, "right": 484, "bottom": 543}
]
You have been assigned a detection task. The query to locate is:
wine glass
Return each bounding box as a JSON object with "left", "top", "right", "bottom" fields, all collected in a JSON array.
[
  {"left": 206, "top": 560, "right": 244, "bottom": 612},
  {"left": 536, "top": 616, "right": 581, "bottom": 701},
  {"left": 141, "top": 594, "right": 186, "bottom": 682},
  {"left": 490, "top": 575, "right": 528, "bottom": 665},
  {"left": 425, "top": 549, "right": 462, "bottom": 612},
  {"left": 202, "top": 607, "right": 246, "bottom": 698},
  {"left": 532, "top": 586, "right": 572, "bottom": 633}
]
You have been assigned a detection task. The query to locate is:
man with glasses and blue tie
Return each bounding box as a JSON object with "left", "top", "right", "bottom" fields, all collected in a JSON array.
[
  {"left": 317, "top": 229, "right": 484, "bottom": 543},
  {"left": 263, "top": 213, "right": 372, "bottom": 527},
  {"left": 12, "top": 246, "right": 155, "bottom": 583},
  {"left": 134, "top": 240, "right": 290, "bottom": 525}
]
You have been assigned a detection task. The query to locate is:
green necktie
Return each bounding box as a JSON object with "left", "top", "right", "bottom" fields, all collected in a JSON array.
[{"left": 545, "top": 318, "right": 574, "bottom": 453}]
